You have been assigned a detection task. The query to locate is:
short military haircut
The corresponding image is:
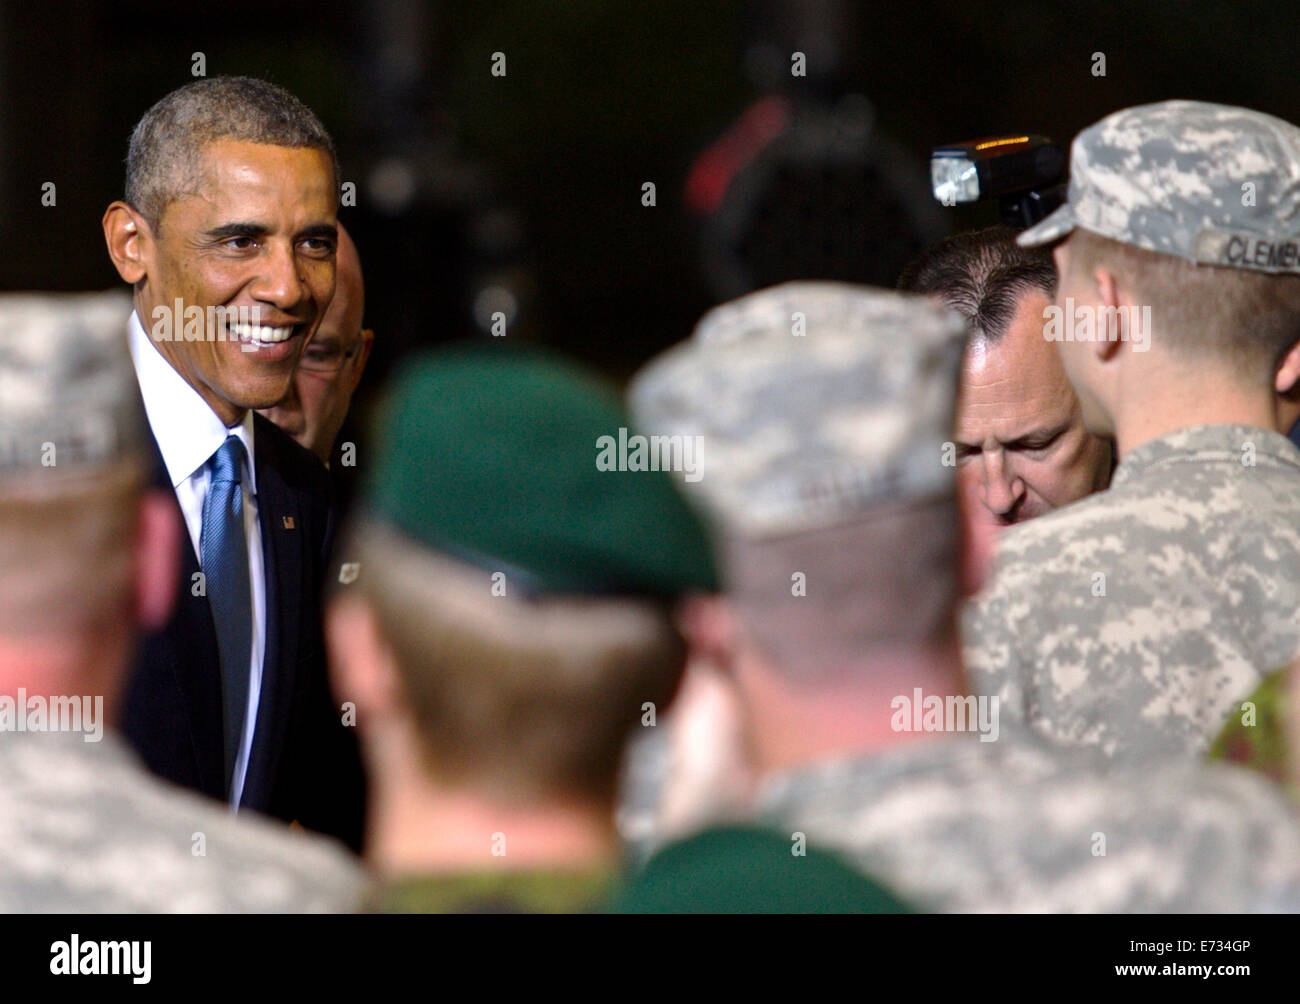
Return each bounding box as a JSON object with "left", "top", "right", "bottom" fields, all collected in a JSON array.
[
  {"left": 898, "top": 225, "right": 1056, "bottom": 342},
  {"left": 125, "top": 75, "right": 339, "bottom": 231},
  {"left": 723, "top": 497, "right": 961, "bottom": 688},
  {"left": 0, "top": 462, "right": 143, "bottom": 639},
  {"left": 1066, "top": 227, "right": 1300, "bottom": 375},
  {"left": 345, "top": 519, "right": 688, "bottom": 806}
]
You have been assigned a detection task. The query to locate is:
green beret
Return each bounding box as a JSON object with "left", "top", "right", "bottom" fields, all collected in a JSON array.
[{"left": 363, "top": 344, "right": 719, "bottom": 598}]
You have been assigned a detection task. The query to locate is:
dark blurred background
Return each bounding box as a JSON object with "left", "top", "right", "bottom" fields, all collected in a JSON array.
[{"left": 2, "top": 0, "right": 1295, "bottom": 401}]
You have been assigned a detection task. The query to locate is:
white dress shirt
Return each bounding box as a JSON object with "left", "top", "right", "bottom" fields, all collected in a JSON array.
[{"left": 129, "top": 312, "right": 265, "bottom": 809}]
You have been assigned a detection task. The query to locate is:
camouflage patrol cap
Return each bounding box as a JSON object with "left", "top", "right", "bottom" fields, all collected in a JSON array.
[
  {"left": 628, "top": 282, "right": 967, "bottom": 539},
  {"left": 1019, "top": 100, "right": 1300, "bottom": 273},
  {"left": 0, "top": 292, "right": 143, "bottom": 476}
]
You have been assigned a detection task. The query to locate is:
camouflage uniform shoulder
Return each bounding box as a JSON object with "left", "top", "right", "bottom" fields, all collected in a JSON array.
[
  {"left": 964, "top": 424, "right": 1300, "bottom": 760},
  {"left": 0, "top": 733, "right": 365, "bottom": 912},
  {"left": 961, "top": 475, "right": 1135, "bottom": 661},
  {"left": 981, "top": 423, "right": 1300, "bottom": 584},
  {"left": 959, "top": 484, "right": 1125, "bottom": 729},
  {"left": 1133, "top": 758, "right": 1300, "bottom": 912},
  {"left": 758, "top": 735, "right": 1300, "bottom": 912},
  {"left": 983, "top": 477, "right": 1123, "bottom": 578}
]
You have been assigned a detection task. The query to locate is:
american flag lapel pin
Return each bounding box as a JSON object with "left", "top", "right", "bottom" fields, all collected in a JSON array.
[{"left": 282, "top": 516, "right": 296, "bottom": 530}]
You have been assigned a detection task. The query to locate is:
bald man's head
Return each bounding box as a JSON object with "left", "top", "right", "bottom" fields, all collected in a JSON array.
[{"left": 260, "top": 224, "right": 373, "bottom": 464}]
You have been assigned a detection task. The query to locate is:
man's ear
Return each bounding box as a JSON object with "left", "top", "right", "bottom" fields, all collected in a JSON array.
[
  {"left": 102, "top": 201, "right": 151, "bottom": 285},
  {"left": 1093, "top": 266, "right": 1125, "bottom": 363},
  {"left": 1275, "top": 341, "right": 1300, "bottom": 397},
  {"left": 325, "top": 591, "right": 404, "bottom": 736},
  {"left": 355, "top": 328, "right": 375, "bottom": 381},
  {"left": 956, "top": 467, "right": 998, "bottom": 596},
  {"left": 676, "top": 593, "right": 740, "bottom": 677},
  {"left": 136, "top": 489, "right": 181, "bottom": 631}
]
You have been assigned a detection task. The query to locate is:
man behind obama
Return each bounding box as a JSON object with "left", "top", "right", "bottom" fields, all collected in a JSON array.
[{"left": 101, "top": 76, "right": 363, "bottom": 849}]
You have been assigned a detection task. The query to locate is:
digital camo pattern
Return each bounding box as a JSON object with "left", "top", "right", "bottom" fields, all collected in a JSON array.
[
  {"left": 758, "top": 732, "right": 1300, "bottom": 913},
  {"left": 628, "top": 282, "right": 967, "bottom": 539},
  {"left": 964, "top": 424, "right": 1300, "bottom": 761},
  {"left": 1019, "top": 100, "right": 1300, "bottom": 274},
  {"left": 0, "top": 291, "right": 144, "bottom": 473},
  {"left": 0, "top": 732, "right": 364, "bottom": 912}
]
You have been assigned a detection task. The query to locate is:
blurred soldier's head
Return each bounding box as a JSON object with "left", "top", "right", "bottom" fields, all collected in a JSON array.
[
  {"left": 0, "top": 293, "right": 179, "bottom": 726},
  {"left": 1018, "top": 101, "right": 1300, "bottom": 451},
  {"left": 900, "top": 227, "right": 1113, "bottom": 525},
  {"left": 259, "top": 225, "right": 373, "bottom": 465},
  {"left": 326, "top": 347, "right": 716, "bottom": 877},
  {"left": 102, "top": 76, "right": 340, "bottom": 427},
  {"left": 630, "top": 283, "right": 969, "bottom": 773}
]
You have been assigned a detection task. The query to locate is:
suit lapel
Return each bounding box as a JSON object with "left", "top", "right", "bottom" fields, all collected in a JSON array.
[
  {"left": 145, "top": 431, "right": 228, "bottom": 798},
  {"left": 241, "top": 420, "right": 303, "bottom": 810}
]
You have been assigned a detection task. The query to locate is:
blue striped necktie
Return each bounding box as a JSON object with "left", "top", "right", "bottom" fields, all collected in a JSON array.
[{"left": 201, "top": 435, "right": 252, "bottom": 793}]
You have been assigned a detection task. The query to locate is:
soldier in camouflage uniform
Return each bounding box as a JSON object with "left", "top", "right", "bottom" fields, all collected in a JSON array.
[
  {"left": 964, "top": 101, "right": 1300, "bottom": 762},
  {"left": 0, "top": 292, "right": 361, "bottom": 912},
  {"left": 628, "top": 281, "right": 1300, "bottom": 912}
]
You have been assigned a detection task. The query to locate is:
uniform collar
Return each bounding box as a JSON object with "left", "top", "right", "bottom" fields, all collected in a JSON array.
[
  {"left": 129, "top": 311, "right": 257, "bottom": 495},
  {"left": 365, "top": 866, "right": 617, "bottom": 914},
  {"left": 758, "top": 738, "right": 964, "bottom": 811},
  {"left": 1111, "top": 423, "right": 1300, "bottom": 489},
  {"left": 756, "top": 725, "right": 1067, "bottom": 816}
]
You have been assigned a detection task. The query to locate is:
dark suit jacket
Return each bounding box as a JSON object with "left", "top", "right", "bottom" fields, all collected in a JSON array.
[{"left": 122, "top": 413, "right": 365, "bottom": 853}]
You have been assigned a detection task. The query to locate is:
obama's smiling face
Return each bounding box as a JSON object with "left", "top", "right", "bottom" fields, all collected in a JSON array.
[
  {"left": 259, "top": 225, "right": 372, "bottom": 466},
  {"left": 954, "top": 289, "right": 1113, "bottom": 525},
  {"left": 103, "top": 138, "right": 338, "bottom": 427}
]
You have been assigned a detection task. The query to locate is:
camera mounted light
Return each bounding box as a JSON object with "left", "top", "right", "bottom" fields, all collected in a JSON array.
[
  {"left": 930, "top": 135, "right": 1067, "bottom": 228},
  {"left": 931, "top": 152, "right": 981, "bottom": 205}
]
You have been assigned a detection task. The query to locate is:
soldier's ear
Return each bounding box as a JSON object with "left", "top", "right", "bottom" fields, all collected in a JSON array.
[
  {"left": 358, "top": 327, "right": 375, "bottom": 371},
  {"left": 957, "top": 469, "right": 997, "bottom": 596},
  {"left": 1274, "top": 341, "right": 1300, "bottom": 397},
  {"left": 1093, "top": 267, "right": 1125, "bottom": 363},
  {"left": 102, "top": 201, "right": 152, "bottom": 285},
  {"left": 136, "top": 489, "right": 180, "bottom": 630},
  {"left": 676, "top": 593, "right": 739, "bottom": 676},
  {"left": 325, "top": 592, "right": 404, "bottom": 733},
  {"left": 1051, "top": 242, "right": 1069, "bottom": 280}
]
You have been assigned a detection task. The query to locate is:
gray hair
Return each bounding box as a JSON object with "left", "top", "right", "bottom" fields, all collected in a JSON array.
[{"left": 125, "top": 76, "right": 339, "bottom": 230}]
